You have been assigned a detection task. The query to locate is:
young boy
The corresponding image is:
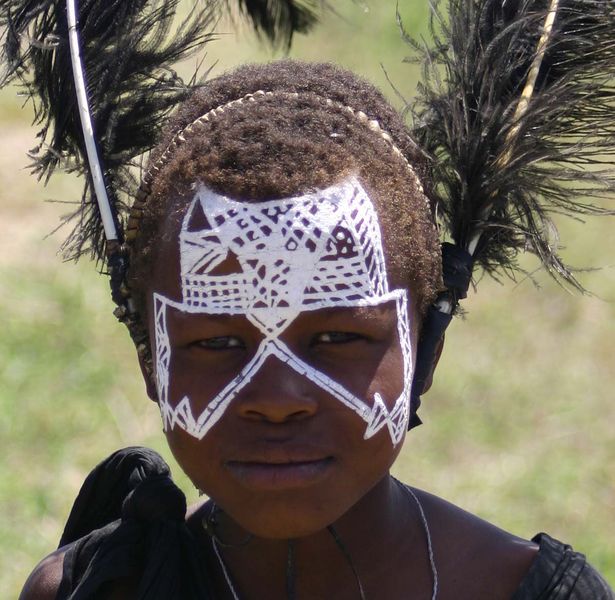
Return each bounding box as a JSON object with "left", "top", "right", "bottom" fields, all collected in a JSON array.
[{"left": 20, "top": 60, "right": 613, "bottom": 600}]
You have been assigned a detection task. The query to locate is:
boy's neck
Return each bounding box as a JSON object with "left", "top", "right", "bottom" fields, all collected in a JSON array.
[{"left": 189, "top": 474, "right": 431, "bottom": 599}]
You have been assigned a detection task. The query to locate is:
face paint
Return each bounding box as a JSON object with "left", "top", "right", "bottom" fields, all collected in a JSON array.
[{"left": 153, "top": 177, "right": 413, "bottom": 445}]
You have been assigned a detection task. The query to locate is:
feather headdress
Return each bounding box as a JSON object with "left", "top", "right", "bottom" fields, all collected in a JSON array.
[
  {"left": 2, "top": 0, "right": 613, "bottom": 418},
  {"left": 232, "top": 0, "right": 321, "bottom": 47}
]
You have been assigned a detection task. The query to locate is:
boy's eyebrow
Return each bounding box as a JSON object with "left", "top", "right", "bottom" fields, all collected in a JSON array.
[
  {"left": 166, "top": 303, "right": 397, "bottom": 325},
  {"left": 167, "top": 307, "right": 249, "bottom": 325},
  {"left": 302, "top": 303, "right": 396, "bottom": 323}
]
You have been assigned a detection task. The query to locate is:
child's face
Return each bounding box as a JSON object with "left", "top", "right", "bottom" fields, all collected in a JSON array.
[{"left": 145, "top": 177, "right": 419, "bottom": 538}]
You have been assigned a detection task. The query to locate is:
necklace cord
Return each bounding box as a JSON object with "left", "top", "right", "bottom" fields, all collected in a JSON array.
[
  {"left": 203, "top": 503, "right": 253, "bottom": 548},
  {"left": 326, "top": 525, "right": 368, "bottom": 600},
  {"left": 286, "top": 540, "right": 297, "bottom": 600},
  {"left": 395, "top": 478, "right": 439, "bottom": 600},
  {"left": 212, "top": 536, "right": 240, "bottom": 600}
]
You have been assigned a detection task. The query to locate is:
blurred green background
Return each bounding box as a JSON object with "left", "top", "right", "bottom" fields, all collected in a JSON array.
[{"left": 1, "top": 1, "right": 613, "bottom": 596}]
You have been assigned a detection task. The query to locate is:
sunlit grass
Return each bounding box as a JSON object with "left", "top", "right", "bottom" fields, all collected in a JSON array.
[{"left": 1, "top": 1, "right": 613, "bottom": 595}]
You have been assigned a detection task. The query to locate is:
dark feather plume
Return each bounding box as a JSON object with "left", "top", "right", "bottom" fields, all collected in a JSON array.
[
  {"left": 0, "top": 0, "right": 219, "bottom": 262},
  {"left": 405, "top": 0, "right": 615, "bottom": 291},
  {"left": 0, "top": 0, "right": 321, "bottom": 263},
  {"left": 231, "top": 0, "right": 322, "bottom": 48}
]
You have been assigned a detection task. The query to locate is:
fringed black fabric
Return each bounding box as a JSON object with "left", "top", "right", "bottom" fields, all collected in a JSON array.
[
  {"left": 512, "top": 534, "right": 615, "bottom": 599},
  {"left": 406, "top": 0, "right": 615, "bottom": 290},
  {"left": 56, "top": 447, "right": 214, "bottom": 600}
]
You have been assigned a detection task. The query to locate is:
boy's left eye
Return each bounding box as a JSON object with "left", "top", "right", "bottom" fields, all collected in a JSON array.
[{"left": 311, "top": 331, "right": 364, "bottom": 345}]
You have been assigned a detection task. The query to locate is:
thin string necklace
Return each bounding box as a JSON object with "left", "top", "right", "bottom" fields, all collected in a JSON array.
[
  {"left": 212, "top": 535, "right": 240, "bottom": 600},
  {"left": 394, "top": 479, "right": 439, "bottom": 600},
  {"left": 207, "top": 483, "right": 439, "bottom": 600}
]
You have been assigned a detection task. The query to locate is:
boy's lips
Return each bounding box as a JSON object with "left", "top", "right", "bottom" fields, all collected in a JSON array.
[{"left": 224, "top": 447, "right": 336, "bottom": 490}]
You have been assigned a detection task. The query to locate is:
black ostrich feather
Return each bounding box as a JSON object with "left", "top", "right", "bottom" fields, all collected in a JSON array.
[
  {"left": 0, "top": 0, "right": 217, "bottom": 262},
  {"left": 0, "top": 0, "right": 321, "bottom": 263},
  {"left": 406, "top": 0, "right": 615, "bottom": 292},
  {"left": 232, "top": 0, "right": 322, "bottom": 48}
]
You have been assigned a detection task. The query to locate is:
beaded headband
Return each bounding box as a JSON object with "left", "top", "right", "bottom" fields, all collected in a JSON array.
[{"left": 126, "top": 89, "right": 433, "bottom": 243}]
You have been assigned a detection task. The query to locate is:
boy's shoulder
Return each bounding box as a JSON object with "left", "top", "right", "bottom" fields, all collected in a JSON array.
[
  {"left": 19, "top": 544, "right": 139, "bottom": 600},
  {"left": 19, "top": 547, "right": 67, "bottom": 600},
  {"left": 412, "top": 487, "right": 539, "bottom": 600}
]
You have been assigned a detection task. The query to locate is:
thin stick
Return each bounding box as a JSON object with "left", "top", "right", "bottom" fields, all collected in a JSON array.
[
  {"left": 499, "top": 0, "right": 561, "bottom": 164},
  {"left": 66, "top": 0, "right": 118, "bottom": 243},
  {"left": 467, "top": 0, "right": 561, "bottom": 257}
]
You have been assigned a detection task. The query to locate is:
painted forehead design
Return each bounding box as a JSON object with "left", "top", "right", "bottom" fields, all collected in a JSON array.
[
  {"left": 178, "top": 177, "right": 388, "bottom": 332},
  {"left": 154, "top": 177, "right": 413, "bottom": 444}
]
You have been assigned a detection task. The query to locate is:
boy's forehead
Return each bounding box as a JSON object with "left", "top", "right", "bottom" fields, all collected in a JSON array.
[
  {"left": 148, "top": 176, "right": 417, "bottom": 338},
  {"left": 177, "top": 177, "right": 391, "bottom": 328}
]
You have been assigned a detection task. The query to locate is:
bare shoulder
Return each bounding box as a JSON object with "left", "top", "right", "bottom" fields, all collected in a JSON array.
[
  {"left": 19, "top": 547, "right": 67, "bottom": 600},
  {"left": 412, "top": 488, "right": 539, "bottom": 600},
  {"left": 18, "top": 545, "right": 139, "bottom": 600}
]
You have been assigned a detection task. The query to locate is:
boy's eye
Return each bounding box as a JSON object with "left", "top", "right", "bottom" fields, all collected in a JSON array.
[
  {"left": 192, "top": 336, "right": 245, "bottom": 351},
  {"left": 312, "top": 331, "right": 363, "bottom": 345}
]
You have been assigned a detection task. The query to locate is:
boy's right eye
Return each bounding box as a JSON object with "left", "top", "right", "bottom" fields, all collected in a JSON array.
[
  {"left": 311, "top": 331, "right": 364, "bottom": 345},
  {"left": 191, "top": 336, "right": 245, "bottom": 351}
]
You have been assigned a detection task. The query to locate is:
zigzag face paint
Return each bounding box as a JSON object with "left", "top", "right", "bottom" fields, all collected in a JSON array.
[{"left": 153, "top": 177, "right": 413, "bottom": 445}]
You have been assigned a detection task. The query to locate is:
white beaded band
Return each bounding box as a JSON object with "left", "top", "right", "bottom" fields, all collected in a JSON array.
[{"left": 127, "top": 89, "right": 434, "bottom": 240}]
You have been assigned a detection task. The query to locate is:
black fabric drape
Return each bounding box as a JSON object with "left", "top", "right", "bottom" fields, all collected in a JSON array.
[
  {"left": 512, "top": 533, "right": 614, "bottom": 599},
  {"left": 56, "top": 447, "right": 214, "bottom": 599}
]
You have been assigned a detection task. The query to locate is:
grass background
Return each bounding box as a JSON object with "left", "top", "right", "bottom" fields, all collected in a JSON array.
[{"left": 1, "top": 1, "right": 614, "bottom": 596}]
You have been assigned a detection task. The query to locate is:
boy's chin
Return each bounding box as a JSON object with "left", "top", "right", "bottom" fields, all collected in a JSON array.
[{"left": 226, "top": 503, "right": 348, "bottom": 540}]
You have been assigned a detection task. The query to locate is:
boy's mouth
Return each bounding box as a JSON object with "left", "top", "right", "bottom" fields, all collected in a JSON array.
[{"left": 225, "top": 455, "right": 335, "bottom": 491}]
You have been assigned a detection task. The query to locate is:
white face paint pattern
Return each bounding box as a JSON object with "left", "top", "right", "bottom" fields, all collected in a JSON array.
[{"left": 153, "top": 177, "right": 413, "bottom": 445}]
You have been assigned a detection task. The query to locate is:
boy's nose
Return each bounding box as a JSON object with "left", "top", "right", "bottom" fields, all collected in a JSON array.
[{"left": 234, "top": 355, "right": 319, "bottom": 423}]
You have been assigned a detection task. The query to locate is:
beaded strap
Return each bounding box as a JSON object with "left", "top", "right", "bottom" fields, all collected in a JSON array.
[{"left": 125, "top": 89, "right": 433, "bottom": 243}]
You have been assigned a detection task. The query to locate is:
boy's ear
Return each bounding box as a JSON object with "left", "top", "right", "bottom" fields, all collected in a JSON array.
[
  {"left": 137, "top": 351, "right": 158, "bottom": 403},
  {"left": 420, "top": 335, "right": 445, "bottom": 394}
]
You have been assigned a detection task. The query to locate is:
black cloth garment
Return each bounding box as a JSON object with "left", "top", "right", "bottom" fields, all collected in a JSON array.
[
  {"left": 512, "top": 534, "right": 614, "bottom": 600},
  {"left": 56, "top": 447, "right": 214, "bottom": 599},
  {"left": 56, "top": 447, "right": 613, "bottom": 599}
]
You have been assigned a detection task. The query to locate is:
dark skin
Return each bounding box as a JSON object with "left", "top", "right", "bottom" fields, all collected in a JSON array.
[{"left": 20, "top": 187, "right": 538, "bottom": 600}]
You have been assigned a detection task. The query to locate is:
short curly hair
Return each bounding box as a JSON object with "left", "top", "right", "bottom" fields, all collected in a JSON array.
[{"left": 127, "top": 60, "right": 443, "bottom": 343}]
